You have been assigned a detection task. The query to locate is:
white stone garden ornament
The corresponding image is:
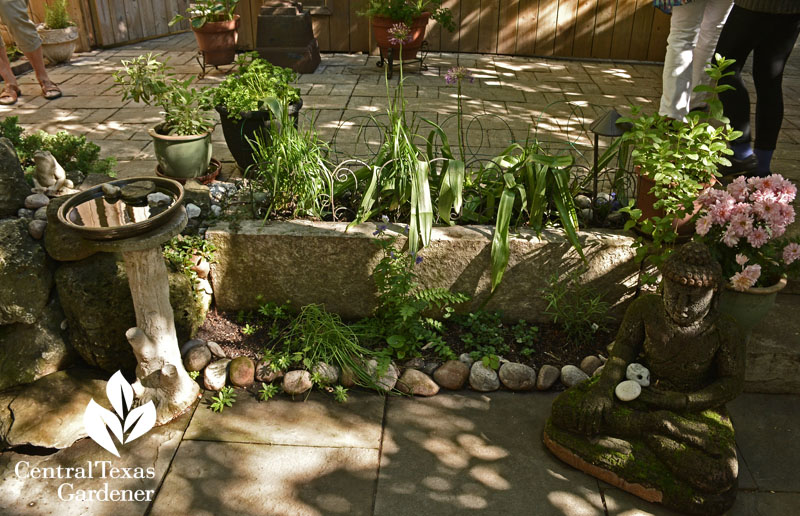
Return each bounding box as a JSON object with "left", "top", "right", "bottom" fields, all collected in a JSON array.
[
  {"left": 615, "top": 363, "right": 651, "bottom": 402},
  {"left": 32, "top": 150, "right": 76, "bottom": 196}
]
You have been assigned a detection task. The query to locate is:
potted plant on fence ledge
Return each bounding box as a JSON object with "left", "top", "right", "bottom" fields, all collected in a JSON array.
[
  {"left": 212, "top": 53, "right": 302, "bottom": 172},
  {"left": 619, "top": 56, "right": 741, "bottom": 275},
  {"left": 360, "top": 0, "right": 455, "bottom": 75},
  {"left": 113, "top": 53, "right": 219, "bottom": 183},
  {"left": 36, "top": 0, "right": 79, "bottom": 64},
  {"left": 169, "top": 0, "right": 241, "bottom": 71}
]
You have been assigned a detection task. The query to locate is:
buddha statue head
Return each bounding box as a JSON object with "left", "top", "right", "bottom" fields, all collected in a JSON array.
[{"left": 660, "top": 241, "right": 723, "bottom": 326}]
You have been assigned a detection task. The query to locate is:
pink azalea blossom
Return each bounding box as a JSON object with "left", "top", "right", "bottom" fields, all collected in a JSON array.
[
  {"left": 784, "top": 243, "right": 800, "bottom": 265},
  {"left": 730, "top": 271, "right": 757, "bottom": 291},
  {"left": 735, "top": 254, "right": 749, "bottom": 266},
  {"left": 747, "top": 226, "right": 769, "bottom": 248},
  {"left": 730, "top": 212, "right": 754, "bottom": 237},
  {"left": 696, "top": 214, "right": 713, "bottom": 236},
  {"left": 727, "top": 176, "right": 749, "bottom": 201},
  {"left": 722, "top": 228, "right": 739, "bottom": 248}
]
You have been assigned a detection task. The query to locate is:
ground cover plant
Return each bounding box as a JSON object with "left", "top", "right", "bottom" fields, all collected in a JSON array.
[{"left": 0, "top": 116, "right": 116, "bottom": 178}]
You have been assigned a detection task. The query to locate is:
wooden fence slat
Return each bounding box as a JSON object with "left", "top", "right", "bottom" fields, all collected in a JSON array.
[
  {"left": 123, "top": 0, "right": 144, "bottom": 41},
  {"left": 572, "top": 0, "right": 597, "bottom": 58},
  {"left": 627, "top": 0, "right": 654, "bottom": 60},
  {"left": 440, "top": 0, "right": 460, "bottom": 52},
  {"left": 109, "top": 0, "right": 130, "bottom": 43},
  {"left": 554, "top": 0, "right": 578, "bottom": 56},
  {"left": 426, "top": 14, "right": 441, "bottom": 52},
  {"left": 534, "top": 0, "right": 557, "bottom": 55},
  {"left": 515, "top": 0, "right": 539, "bottom": 55},
  {"left": 139, "top": 0, "right": 158, "bottom": 42},
  {"left": 610, "top": 0, "right": 636, "bottom": 59},
  {"left": 478, "top": 0, "right": 499, "bottom": 53},
  {"left": 647, "top": 7, "right": 670, "bottom": 61},
  {"left": 90, "top": 0, "right": 115, "bottom": 46},
  {"left": 328, "top": 0, "right": 350, "bottom": 52},
  {"left": 347, "top": 0, "right": 368, "bottom": 53},
  {"left": 591, "top": 0, "right": 616, "bottom": 58},
  {"left": 459, "top": 0, "right": 481, "bottom": 52},
  {"left": 314, "top": 14, "right": 331, "bottom": 52},
  {"left": 497, "top": 0, "right": 519, "bottom": 55}
]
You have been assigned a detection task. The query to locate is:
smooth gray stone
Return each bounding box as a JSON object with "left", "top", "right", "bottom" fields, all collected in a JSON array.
[
  {"left": 498, "top": 362, "right": 537, "bottom": 391},
  {"left": 537, "top": 364, "right": 560, "bottom": 390},
  {"left": 561, "top": 364, "right": 590, "bottom": 387},
  {"left": 203, "top": 359, "right": 231, "bottom": 391},
  {"left": 469, "top": 361, "right": 500, "bottom": 392},
  {"left": 283, "top": 369, "right": 313, "bottom": 395}
]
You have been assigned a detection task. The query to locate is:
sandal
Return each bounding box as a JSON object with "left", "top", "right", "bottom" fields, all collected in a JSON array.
[
  {"left": 0, "top": 84, "right": 20, "bottom": 105},
  {"left": 40, "top": 80, "right": 62, "bottom": 100}
]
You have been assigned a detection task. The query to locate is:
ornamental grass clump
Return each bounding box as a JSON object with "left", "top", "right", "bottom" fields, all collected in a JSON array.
[{"left": 694, "top": 174, "right": 800, "bottom": 290}]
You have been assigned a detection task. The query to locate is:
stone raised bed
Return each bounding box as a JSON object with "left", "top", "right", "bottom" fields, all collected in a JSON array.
[{"left": 207, "top": 220, "right": 640, "bottom": 323}]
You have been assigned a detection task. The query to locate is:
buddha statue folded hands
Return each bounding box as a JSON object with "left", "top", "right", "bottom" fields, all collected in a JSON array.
[{"left": 543, "top": 241, "right": 745, "bottom": 516}]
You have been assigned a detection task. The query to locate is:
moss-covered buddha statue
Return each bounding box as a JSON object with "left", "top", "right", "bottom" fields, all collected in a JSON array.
[{"left": 543, "top": 241, "right": 744, "bottom": 515}]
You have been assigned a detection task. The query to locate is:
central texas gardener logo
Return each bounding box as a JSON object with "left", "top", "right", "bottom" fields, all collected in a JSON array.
[{"left": 83, "top": 371, "right": 157, "bottom": 457}]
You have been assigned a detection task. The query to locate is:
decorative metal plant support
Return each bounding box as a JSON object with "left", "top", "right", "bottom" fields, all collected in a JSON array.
[
  {"left": 56, "top": 177, "right": 200, "bottom": 425},
  {"left": 378, "top": 41, "right": 429, "bottom": 80},
  {"left": 589, "top": 108, "right": 632, "bottom": 201}
]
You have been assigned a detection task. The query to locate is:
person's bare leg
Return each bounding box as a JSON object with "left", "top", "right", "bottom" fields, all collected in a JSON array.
[
  {"left": 0, "top": 47, "right": 19, "bottom": 88},
  {"left": 23, "top": 45, "right": 59, "bottom": 94}
]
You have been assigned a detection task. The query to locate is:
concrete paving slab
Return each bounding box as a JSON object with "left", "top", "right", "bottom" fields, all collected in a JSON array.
[
  {"left": 728, "top": 393, "right": 800, "bottom": 492},
  {"left": 148, "top": 441, "right": 378, "bottom": 516},
  {"left": 184, "top": 389, "right": 385, "bottom": 449},
  {"left": 375, "top": 392, "right": 606, "bottom": 516},
  {"left": 726, "top": 491, "right": 800, "bottom": 516},
  {"left": 0, "top": 408, "right": 192, "bottom": 516}
]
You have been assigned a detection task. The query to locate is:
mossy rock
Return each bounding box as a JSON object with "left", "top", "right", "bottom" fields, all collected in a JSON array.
[{"left": 55, "top": 253, "right": 207, "bottom": 373}]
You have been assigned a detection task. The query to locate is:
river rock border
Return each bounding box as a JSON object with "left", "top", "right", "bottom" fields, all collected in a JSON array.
[{"left": 181, "top": 338, "right": 606, "bottom": 397}]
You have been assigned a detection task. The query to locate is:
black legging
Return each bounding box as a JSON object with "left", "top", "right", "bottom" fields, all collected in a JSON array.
[{"left": 715, "top": 6, "right": 800, "bottom": 151}]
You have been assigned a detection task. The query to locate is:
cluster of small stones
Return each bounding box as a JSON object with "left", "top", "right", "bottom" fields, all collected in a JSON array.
[
  {"left": 181, "top": 337, "right": 607, "bottom": 398},
  {"left": 18, "top": 193, "right": 52, "bottom": 240}
]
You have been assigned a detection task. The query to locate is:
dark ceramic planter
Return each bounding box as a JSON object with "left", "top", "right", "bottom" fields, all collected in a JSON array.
[{"left": 215, "top": 99, "right": 303, "bottom": 172}]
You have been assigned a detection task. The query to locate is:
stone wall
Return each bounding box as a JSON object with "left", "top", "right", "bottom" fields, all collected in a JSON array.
[{"left": 207, "top": 221, "right": 641, "bottom": 323}]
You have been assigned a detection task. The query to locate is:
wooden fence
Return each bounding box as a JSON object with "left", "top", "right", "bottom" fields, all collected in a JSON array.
[
  {"left": 4, "top": 0, "right": 670, "bottom": 62},
  {"left": 240, "top": 0, "right": 671, "bottom": 61}
]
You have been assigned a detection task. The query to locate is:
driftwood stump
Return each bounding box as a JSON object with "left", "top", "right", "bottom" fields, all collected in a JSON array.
[{"left": 122, "top": 245, "right": 199, "bottom": 425}]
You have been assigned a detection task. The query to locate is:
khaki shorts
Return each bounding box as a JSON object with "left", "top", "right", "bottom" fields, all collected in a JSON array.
[{"left": 0, "top": 0, "right": 41, "bottom": 53}]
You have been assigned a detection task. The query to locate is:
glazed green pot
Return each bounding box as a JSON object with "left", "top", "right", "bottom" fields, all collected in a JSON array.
[
  {"left": 149, "top": 125, "right": 213, "bottom": 179},
  {"left": 718, "top": 277, "right": 787, "bottom": 336}
]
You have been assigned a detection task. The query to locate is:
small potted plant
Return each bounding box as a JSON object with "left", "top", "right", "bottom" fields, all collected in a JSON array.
[
  {"left": 360, "top": 0, "right": 455, "bottom": 59},
  {"left": 212, "top": 53, "right": 302, "bottom": 171},
  {"left": 693, "top": 174, "right": 800, "bottom": 332},
  {"left": 619, "top": 56, "right": 741, "bottom": 268},
  {"left": 37, "top": 0, "right": 79, "bottom": 64},
  {"left": 169, "top": 0, "right": 240, "bottom": 66},
  {"left": 113, "top": 54, "right": 217, "bottom": 181}
]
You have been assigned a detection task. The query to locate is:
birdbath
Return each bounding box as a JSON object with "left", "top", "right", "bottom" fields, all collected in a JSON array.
[{"left": 57, "top": 177, "right": 200, "bottom": 425}]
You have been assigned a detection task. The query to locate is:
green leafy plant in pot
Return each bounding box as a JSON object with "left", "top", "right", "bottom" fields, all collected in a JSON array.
[
  {"left": 212, "top": 53, "right": 302, "bottom": 171},
  {"left": 618, "top": 55, "right": 742, "bottom": 273},
  {"left": 169, "top": 0, "right": 241, "bottom": 66},
  {"left": 113, "top": 53, "right": 215, "bottom": 179},
  {"left": 37, "top": 0, "right": 79, "bottom": 64}
]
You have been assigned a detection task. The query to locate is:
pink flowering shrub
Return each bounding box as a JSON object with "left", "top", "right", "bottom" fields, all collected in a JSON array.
[{"left": 694, "top": 174, "right": 800, "bottom": 290}]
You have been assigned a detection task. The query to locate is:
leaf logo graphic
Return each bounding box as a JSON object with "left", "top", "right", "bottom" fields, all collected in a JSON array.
[{"left": 83, "top": 371, "right": 156, "bottom": 457}]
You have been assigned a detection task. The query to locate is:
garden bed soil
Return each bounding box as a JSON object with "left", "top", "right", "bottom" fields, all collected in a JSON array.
[{"left": 197, "top": 308, "right": 615, "bottom": 382}]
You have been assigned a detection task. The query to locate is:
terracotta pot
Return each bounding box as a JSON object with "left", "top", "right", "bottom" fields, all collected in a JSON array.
[
  {"left": 37, "top": 25, "right": 78, "bottom": 64},
  {"left": 192, "top": 15, "right": 239, "bottom": 66},
  {"left": 371, "top": 13, "right": 430, "bottom": 60},
  {"left": 635, "top": 166, "right": 715, "bottom": 236},
  {"left": 719, "top": 277, "right": 787, "bottom": 335}
]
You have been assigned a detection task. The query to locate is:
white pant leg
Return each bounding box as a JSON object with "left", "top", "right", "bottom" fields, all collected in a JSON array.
[
  {"left": 690, "top": 0, "right": 734, "bottom": 107},
  {"left": 659, "top": 0, "right": 708, "bottom": 120}
]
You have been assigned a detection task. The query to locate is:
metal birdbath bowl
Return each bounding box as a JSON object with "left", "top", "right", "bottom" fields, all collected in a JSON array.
[{"left": 58, "top": 176, "right": 200, "bottom": 425}]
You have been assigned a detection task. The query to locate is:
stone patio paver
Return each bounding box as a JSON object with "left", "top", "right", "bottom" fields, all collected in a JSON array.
[
  {"left": 149, "top": 442, "right": 379, "bottom": 516},
  {"left": 184, "top": 390, "right": 385, "bottom": 448}
]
